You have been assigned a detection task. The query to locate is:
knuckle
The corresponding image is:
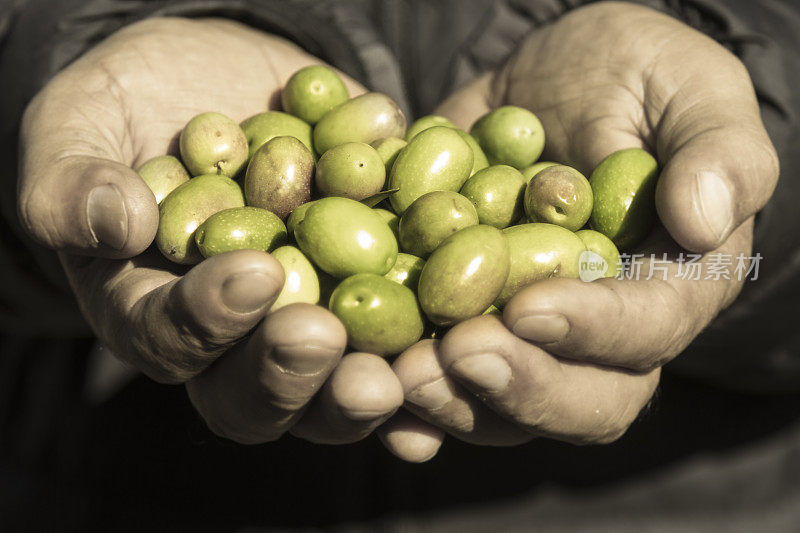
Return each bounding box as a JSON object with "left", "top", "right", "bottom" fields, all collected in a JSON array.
[
  {"left": 164, "top": 304, "right": 241, "bottom": 359},
  {"left": 172, "top": 280, "right": 249, "bottom": 349},
  {"left": 123, "top": 328, "right": 214, "bottom": 384}
]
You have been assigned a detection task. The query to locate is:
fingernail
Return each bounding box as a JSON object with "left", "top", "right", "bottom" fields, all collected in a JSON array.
[
  {"left": 449, "top": 353, "right": 511, "bottom": 393},
  {"left": 272, "top": 343, "right": 340, "bottom": 376},
  {"left": 694, "top": 171, "right": 733, "bottom": 245},
  {"left": 512, "top": 314, "right": 570, "bottom": 344},
  {"left": 87, "top": 184, "right": 128, "bottom": 250},
  {"left": 222, "top": 271, "right": 278, "bottom": 314},
  {"left": 407, "top": 377, "right": 452, "bottom": 411}
]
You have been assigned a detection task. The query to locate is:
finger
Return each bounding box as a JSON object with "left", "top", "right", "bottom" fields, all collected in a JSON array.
[
  {"left": 63, "top": 249, "right": 285, "bottom": 383},
  {"left": 378, "top": 410, "right": 445, "bottom": 463},
  {"left": 435, "top": 72, "right": 496, "bottom": 131},
  {"left": 648, "top": 38, "right": 779, "bottom": 252},
  {"left": 503, "top": 221, "right": 752, "bottom": 372},
  {"left": 186, "top": 303, "right": 347, "bottom": 444},
  {"left": 439, "top": 316, "right": 660, "bottom": 444},
  {"left": 19, "top": 71, "right": 158, "bottom": 257},
  {"left": 393, "top": 340, "right": 533, "bottom": 446},
  {"left": 290, "top": 352, "right": 403, "bottom": 444}
]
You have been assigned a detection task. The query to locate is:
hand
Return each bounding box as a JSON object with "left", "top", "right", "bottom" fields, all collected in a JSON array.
[
  {"left": 18, "top": 17, "right": 402, "bottom": 444},
  {"left": 380, "top": 2, "right": 779, "bottom": 461}
]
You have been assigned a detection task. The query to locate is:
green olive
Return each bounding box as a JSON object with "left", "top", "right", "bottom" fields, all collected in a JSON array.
[
  {"left": 495, "top": 223, "right": 586, "bottom": 307},
  {"left": 388, "top": 126, "right": 473, "bottom": 215},
  {"left": 398, "top": 191, "right": 479, "bottom": 257},
  {"left": 370, "top": 137, "right": 407, "bottom": 176},
  {"left": 520, "top": 161, "right": 558, "bottom": 183},
  {"left": 460, "top": 165, "right": 526, "bottom": 229},
  {"left": 329, "top": 273, "right": 424, "bottom": 356},
  {"left": 315, "top": 142, "right": 386, "bottom": 200},
  {"left": 295, "top": 197, "right": 398, "bottom": 278},
  {"left": 179, "top": 112, "right": 249, "bottom": 177},
  {"left": 525, "top": 164, "right": 593, "bottom": 231},
  {"left": 244, "top": 136, "right": 315, "bottom": 220},
  {"left": 404, "top": 115, "right": 456, "bottom": 142},
  {"left": 384, "top": 252, "right": 425, "bottom": 290},
  {"left": 455, "top": 129, "right": 490, "bottom": 176},
  {"left": 470, "top": 106, "right": 545, "bottom": 169},
  {"left": 313, "top": 93, "right": 407, "bottom": 155},
  {"left": 240, "top": 111, "right": 314, "bottom": 157},
  {"left": 589, "top": 148, "right": 659, "bottom": 250},
  {"left": 194, "top": 206, "right": 287, "bottom": 258},
  {"left": 156, "top": 174, "right": 245, "bottom": 264},
  {"left": 281, "top": 65, "right": 349, "bottom": 125},
  {"left": 373, "top": 208, "right": 400, "bottom": 238},
  {"left": 576, "top": 229, "right": 621, "bottom": 279},
  {"left": 270, "top": 245, "right": 320, "bottom": 310},
  {"left": 286, "top": 200, "right": 317, "bottom": 238},
  {"left": 418, "top": 225, "right": 510, "bottom": 325},
  {"left": 136, "top": 155, "right": 190, "bottom": 204}
]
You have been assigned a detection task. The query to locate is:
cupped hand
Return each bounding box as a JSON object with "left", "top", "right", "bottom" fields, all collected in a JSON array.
[
  {"left": 380, "top": 2, "right": 778, "bottom": 461},
  {"left": 18, "top": 17, "right": 402, "bottom": 444}
]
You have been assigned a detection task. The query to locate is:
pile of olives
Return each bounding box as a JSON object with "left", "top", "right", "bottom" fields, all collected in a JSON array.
[{"left": 139, "top": 65, "right": 659, "bottom": 356}]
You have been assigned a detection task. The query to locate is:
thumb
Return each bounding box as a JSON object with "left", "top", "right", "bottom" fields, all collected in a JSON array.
[
  {"left": 18, "top": 76, "right": 158, "bottom": 258},
  {"left": 655, "top": 112, "right": 779, "bottom": 253},
  {"left": 653, "top": 54, "right": 779, "bottom": 253}
]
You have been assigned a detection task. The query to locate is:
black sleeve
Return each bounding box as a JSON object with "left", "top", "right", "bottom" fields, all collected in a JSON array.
[{"left": 2, "top": 0, "right": 799, "bottom": 392}]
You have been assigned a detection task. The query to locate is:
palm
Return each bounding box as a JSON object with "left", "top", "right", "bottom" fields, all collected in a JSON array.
[
  {"left": 75, "top": 18, "right": 324, "bottom": 167},
  {"left": 504, "top": 48, "right": 651, "bottom": 178},
  {"left": 495, "top": 7, "right": 758, "bottom": 289},
  {"left": 381, "top": 2, "right": 777, "bottom": 459},
  {"left": 19, "top": 17, "right": 403, "bottom": 445},
  {"left": 52, "top": 19, "right": 320, "bottom": 358}
]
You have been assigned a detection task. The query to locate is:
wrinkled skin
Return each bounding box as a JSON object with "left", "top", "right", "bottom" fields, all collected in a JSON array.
[
  {"left": 17, "top": 4, "right": 780, "bottom": 459},
  {"left": 17, "top": 18, "right": 403, "bottom": 445},
  {"left": 378, "top": 2, "right": 779, "bottom": 462}
]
